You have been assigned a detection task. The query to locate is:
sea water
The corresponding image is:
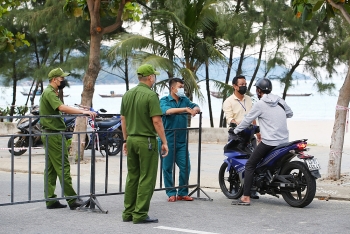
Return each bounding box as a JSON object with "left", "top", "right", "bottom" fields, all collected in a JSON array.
[{"left": 0, "top": 79, "right": 346, "bottom": 121}]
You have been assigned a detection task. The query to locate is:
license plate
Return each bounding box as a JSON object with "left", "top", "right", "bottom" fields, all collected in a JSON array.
[{"left": 305, "top": 158, "right": 321, "bottom": 171}]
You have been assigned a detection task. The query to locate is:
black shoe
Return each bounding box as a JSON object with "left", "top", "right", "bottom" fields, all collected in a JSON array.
[
  {"left": 134, "top": 216, "right": 158, "bottom": 224},
  {"left": 123, "top": 217, "right": 133, "bottom": 222},
  {"left": 46, "top": 201, "right": 67, "bottom": 209},
  {"left": 250, "top": 191, "right": 259, "bottom": 199},
  {"left": 69, "top": 198, "right": 85, "bottom": 210}
]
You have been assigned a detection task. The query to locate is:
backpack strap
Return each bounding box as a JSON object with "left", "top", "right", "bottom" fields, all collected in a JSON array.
[{"left": 277, "top": 102, "right": 285, "bottom": 110}]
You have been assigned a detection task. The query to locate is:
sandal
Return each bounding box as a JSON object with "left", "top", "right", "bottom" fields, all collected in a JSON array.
[{"left": 231, "top": 200, "right": 250, "bottom": 206}]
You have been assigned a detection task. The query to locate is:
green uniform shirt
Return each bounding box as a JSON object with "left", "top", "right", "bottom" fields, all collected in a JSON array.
[
  {"left": 120, "top": 83, "right": 162, "bottom": 137},
  {"left": 39, "top": 84, "right": 66, "bottom": 131}
]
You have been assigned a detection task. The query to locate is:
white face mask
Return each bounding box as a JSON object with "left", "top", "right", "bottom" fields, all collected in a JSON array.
[{"left": 175, "top": 88, "right": 186, "bottom": 97}]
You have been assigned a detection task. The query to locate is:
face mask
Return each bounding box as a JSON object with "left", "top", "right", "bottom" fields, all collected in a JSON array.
[
  {"left": 58, "top": 80, "right": 67, "bottom": 90},
  {"left": 238, "top": 86, "right": 247, "bottom": 95},
  {"left": 175, "top": 88, "right": 186, "bottom": 97}
]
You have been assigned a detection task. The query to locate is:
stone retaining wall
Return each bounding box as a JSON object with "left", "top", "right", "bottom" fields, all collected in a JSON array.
[{"left": 0, "top": 122, "right": 228, "bottom": 143}]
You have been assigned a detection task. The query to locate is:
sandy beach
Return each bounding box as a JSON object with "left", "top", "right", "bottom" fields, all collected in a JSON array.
[{"left": 190, "top": 117, "right": 350, "bottom": 148}]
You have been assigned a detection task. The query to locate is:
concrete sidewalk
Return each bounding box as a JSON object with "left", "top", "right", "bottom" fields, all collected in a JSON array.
[{"left": 0, "top": 138, "right": 349, "bottom": 201}]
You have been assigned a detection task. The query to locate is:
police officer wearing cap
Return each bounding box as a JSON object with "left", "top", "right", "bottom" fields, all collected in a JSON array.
[
  {"left": 40, "top": 67, "right": 97, "bottom": 210},
  {"left": 120, "top": 64, "right": 168, "bottom": 224}
]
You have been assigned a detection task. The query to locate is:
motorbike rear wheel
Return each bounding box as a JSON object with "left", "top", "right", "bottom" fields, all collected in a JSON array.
[
  {"left": 7, "top": 135, "right": 29, "bottom": 156},
  {"left": 100, "top": 129, "right": 123, "bottom": 157},
  {"left": 280, "top": 161, "right": 316, "bottom": 208},
  {"left": 218, "top": 162, "right": 243, "bottom": 199}
]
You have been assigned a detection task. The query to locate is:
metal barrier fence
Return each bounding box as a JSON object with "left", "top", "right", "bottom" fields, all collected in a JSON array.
[{"left": 0, "top": 112, "right": 210, "bottom": 213}]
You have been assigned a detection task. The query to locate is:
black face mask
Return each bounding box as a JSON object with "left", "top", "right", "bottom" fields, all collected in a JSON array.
[
  {"left": 238, "top": 86, "right": 247, "bottom": 95},
  {"left": 58, "top": 80, "right": 67, "bottom": 90}
]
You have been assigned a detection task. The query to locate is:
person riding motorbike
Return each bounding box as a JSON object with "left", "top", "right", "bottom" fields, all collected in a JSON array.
[{"left": 232, "top": 78, "right": 293, "bottom": 206}]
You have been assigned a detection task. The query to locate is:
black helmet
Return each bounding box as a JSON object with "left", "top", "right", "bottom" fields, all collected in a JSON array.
[{"left": 254, "top": 78, "right": 272, "bottom": 93}]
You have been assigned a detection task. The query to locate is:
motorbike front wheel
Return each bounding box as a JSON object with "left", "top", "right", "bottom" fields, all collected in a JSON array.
[
  {"left": 101, "top": 129, "right": 123, "bottom": 157},
  {"left": 280, "top": 161, "right": 316, "bottom": 208},
  {"left": 218, "top": 162, "right": 243, "bottom": 199},
  {"left": 7, "top": 135, "right": 29, "bottom": 156}
]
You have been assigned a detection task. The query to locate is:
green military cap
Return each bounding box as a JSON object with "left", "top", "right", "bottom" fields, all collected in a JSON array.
[
  {"left": 137, "top": 64, "right": 160, "bottom": 77},
  {"left": 48, "top": 68, "right": 70, "bottom": 79}
]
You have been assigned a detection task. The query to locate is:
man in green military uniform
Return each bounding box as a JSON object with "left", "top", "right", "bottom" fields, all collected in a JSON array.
[
  {"left": 40, "top": 67, "right": 97, "bottom": 210},
  {"left": 120, "top": 64, "right": 168, "bottom": 224}
]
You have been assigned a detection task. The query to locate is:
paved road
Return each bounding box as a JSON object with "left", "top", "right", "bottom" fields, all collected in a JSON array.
[
  {"left": 0, "top": 134, "right": 350, "bottom": 233},
  {"left": 0, "top": 172, "right": 350, "bottom": 234}
]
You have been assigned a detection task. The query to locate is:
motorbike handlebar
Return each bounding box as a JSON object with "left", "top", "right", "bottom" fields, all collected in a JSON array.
[{"left": 74, "top": 104, "right": 107, "bottom": 115}]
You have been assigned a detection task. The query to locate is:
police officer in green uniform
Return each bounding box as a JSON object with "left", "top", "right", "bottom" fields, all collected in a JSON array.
[
  {"left": 40, "top": 67, "right": 97, "bottom": 210},
  {"left": 120, "top": 64, "right": 168, "bottom": 224}
]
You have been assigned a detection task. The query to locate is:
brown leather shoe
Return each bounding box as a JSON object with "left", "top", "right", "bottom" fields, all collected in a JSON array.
[
  {"left": 168, "top": 196, "right": 176, "bottom": 202},
  {"left": 177, "top": 195, "right": 193, "bottom": 201}
]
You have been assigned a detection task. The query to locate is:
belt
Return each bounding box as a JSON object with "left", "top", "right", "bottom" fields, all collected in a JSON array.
[
  {"left": 129, "top": 135, "right": 156, "bottom": 138},
  {"left": 42, "top": 129, "right": 61, "bottom": 133}
]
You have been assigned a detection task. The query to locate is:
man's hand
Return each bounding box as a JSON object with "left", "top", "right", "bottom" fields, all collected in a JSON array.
[
  {"left": 160, "top": 143, "right": 168, "bottom": 157},
  {"left": 83, "top": 110, "right": 97, "bottom": 119},
  {"left": 123, "top": 143, "right": 128, "bottom": 156},
  {"left": 186, "top": 107, "right": 198, "bottom": 117},
  {"left": 256, "top": 132, "right": 262, "bottom": 143}
]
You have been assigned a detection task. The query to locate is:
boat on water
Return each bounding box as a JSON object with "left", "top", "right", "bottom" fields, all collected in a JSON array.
[
  {"left": 21, "top": 91, "right": 42, "bottom": 96},
  {"left": 210, "top": 91, "right": 223, "bottom": 99},
  {"left": 285, "top": 93, "right": 312, "bottom": 97},
  {"left": 99, "top": 91, "right": 123, "bottom": 98},
  {"left": 20, "top": 91, "right": 69, "bottom": 97},
  {"left": 211, "top": 91, "right": 312, "bottom": 98}
]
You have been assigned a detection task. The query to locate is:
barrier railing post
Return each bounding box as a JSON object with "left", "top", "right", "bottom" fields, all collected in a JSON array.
[
  {"left": 77, "top": 119, "right": 108, "bottom": 213},
  {"left": 188, "top": 112, "right": 212, "bottom": 201}
]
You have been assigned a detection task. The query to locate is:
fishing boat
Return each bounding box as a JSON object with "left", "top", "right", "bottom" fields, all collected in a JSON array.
[
  {"left": 99, "top": 91, "right": 123, "bottom": 98},
  {"left": 20, "top": 91, "right": 69, "bottom": 97},
  {"left": 285, "top": 93, "right": 312, "bottom": 97},
  {"left": 21, "top": 91, "right": 42, "bottom": 96}
]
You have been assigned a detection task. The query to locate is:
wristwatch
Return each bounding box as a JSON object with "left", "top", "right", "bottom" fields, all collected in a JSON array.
[{"left": 123, "top": 140, "right": 127, "bottom": 143}]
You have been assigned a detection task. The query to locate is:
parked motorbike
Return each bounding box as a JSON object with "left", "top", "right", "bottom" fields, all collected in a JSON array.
[
  {"left": 65, "top": 104, "right": 123, "bottom": 157},
  {"left": 7, "top": 106, "right": 42, "bottom": 156},
  {"left": 218, "top": 125, "right": 321, "bottom": 208},
  {"left": 8, "top": 106, "right": 123, "bottom": 157}
]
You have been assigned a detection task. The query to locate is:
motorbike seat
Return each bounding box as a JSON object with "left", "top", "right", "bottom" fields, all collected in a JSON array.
[
  {"left": 270, "top": 139, "right": 305, "bottom": 152},
  {"left": 97, "top": 118, "right": 121, "bottom": 128}
]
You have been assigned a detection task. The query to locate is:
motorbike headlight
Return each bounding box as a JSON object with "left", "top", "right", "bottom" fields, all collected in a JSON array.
[{"left": 17, "top": 122, "right": 29, "bottom": 129}]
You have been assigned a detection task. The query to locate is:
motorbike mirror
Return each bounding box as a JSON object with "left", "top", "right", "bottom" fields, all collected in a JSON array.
[{"left": 99, "top": 108, "right": 107, "bottom": 113}]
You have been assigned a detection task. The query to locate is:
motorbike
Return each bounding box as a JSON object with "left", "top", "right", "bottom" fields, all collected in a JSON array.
[
  {"left": 7, "top": 106, "right": 42, "bottom": 156},
  {"left": 65, "top": 104, "right": 123, "bottom": 157},
  {"left": 218, "top": 125, "right": 321, "bottom": 208},
  {"left": 8, "top": 105, "right": 123, "bottom": 157}
]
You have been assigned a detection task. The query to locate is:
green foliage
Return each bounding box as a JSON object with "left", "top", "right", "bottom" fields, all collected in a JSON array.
[
  {"left": 0, "top": 0, "right": 31, "bottom": 52},
  {"left": 292, "top": 0, "right": 350, "bottom": 21},
  {"left": 64, "top": 0, "right": 143, "bottom": 22},
  {"left": 0, "top": 105, "right": 28, "bottom": 117}
]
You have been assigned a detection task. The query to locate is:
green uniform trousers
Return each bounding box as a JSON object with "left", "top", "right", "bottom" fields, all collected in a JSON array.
[
  {"left": 41, "top": 133, "right": 77, "bottom": 206},
  {"left": 122, "top": 136, "right": 158, "bottom": 223}
]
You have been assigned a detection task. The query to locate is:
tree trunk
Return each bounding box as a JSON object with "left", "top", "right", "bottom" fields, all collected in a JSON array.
[
  {"left": 205, "top": 61, "right": 214, "bottom": 127},
  {"left": 327, "top": 61, "right": 350, "bottom": 180},
  {"left": 9, "top": 61, "right": 17, "bottom": 122},
  {"left": 70, "top": 33, "right": 102, "bottom": 161},
  {"left": 219, "top": 45, "right": 233, "bottom": 127},
  {"left": 125, "top": 57, "right": 129, "bottom": 91},
  {"left": 69, "top": 0, "right": 125, "bottom": 160},
  {"left": 236, "top": 43, "right": 246, "bottom": 76}
]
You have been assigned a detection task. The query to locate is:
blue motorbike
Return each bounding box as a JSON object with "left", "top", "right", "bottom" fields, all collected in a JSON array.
[
  {"left": 218, "top": 125, "right": 321, "bottom": 208},
  {"left": 65, "top": 105, "right": 123, "bottom": 157}
]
